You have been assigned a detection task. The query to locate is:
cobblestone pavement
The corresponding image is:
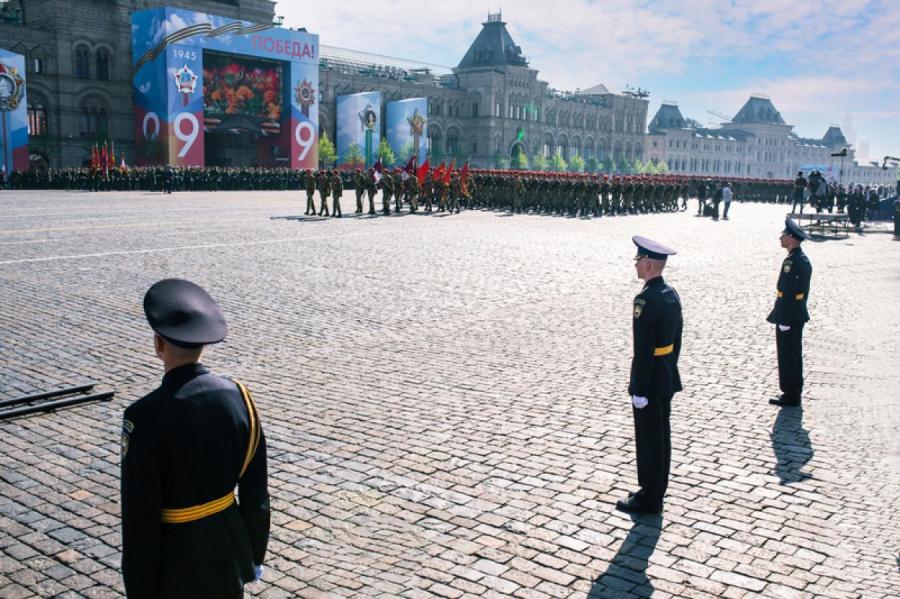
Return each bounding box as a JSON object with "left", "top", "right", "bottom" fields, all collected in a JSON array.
[{"left": 0, "top": 190, "right": 898, "bottom": 599}]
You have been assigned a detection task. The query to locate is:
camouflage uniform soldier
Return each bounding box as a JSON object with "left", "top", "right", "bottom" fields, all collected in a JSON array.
[
  {"left": 305, "top": 170, "right": 316, "bottom": 215},
  {"left": 449, "top": 173, "right": 462, "bottom": 214},
  {"left": 354, "top": 168, "right": 366, "bottom": 214},
  {"left": 379, "top": 171, "right": 393, "bottom": 215},
  {"left": 623, "top": 177, "right": 634, "bottom": 214},
  {"left": 331, "top": 170, "right": 343, "bottom": 218},
  {"left": 512, "top": 175, "right": 525, "bottom": 212},
  {"left": 407, "top": 173, "right": 420, "bottom": 212},
  {"left": 600, "top": 175, "right": 611, "bottom": 216},
  {"left": 395, "top": 173, "right": 406, "bottom": 213},
  {"left": 365, "top": 168, "right": 378, "bottom": 215},
  {"left": 422, "top": 172, "right": 434, "bottom": 212},
  {"left": 438, "top": 176, "right": 450, "bottom": 212},
  {"left": 316, "top": 170, "right": 330, "bottom": 216}
]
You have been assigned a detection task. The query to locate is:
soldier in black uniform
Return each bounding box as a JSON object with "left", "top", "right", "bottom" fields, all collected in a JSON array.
[
  {"left": 616, "top": 236, "right": 683, "bottom": 516},
  {"left": 121, "top": 279, "right": 270, "bottom": 598},
  {"left": 163, "top": 166, "right": 174, "bottom": 194},
  {"left": 791, "top": 171, "right": 807, "bottom": 214},
  {"left": 767, "top": 219, "right": 812, "bottom": 407},
  {"left": 893, "top": 195, "right": 900, "bottom": 239}
]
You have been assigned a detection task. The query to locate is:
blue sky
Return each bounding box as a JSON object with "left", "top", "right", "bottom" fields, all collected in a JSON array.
[{"left": 280, "top": 0, "right": 900, "bottom": 163}]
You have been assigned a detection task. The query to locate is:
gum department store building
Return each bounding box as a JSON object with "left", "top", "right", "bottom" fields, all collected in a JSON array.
[{"left": 0, "top": 0, "right": 892, "bottom": 187}]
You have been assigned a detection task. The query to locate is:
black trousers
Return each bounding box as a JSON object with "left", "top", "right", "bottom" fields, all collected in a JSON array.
[
  {"left": 632, "top": 395, "right": 672, "bottom": 508},
  {"left": 776, "top": 324, "right": 804, "bottom": 402}
]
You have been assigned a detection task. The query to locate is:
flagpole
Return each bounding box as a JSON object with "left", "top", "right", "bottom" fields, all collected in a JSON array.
[{"left": 1, "top": 112, "right": 9, "bottom": 175}]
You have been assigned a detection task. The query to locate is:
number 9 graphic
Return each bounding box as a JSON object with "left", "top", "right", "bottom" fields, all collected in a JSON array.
[
  {"left": 174, "top": 113, "right": 199, "bottom": 158},
  {"left": 294, "top": 121, "right": 316, "bottom": 162}
]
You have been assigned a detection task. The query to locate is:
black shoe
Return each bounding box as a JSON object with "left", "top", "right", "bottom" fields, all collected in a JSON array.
[
  {"left": 769, "top": 396, "right": 800, "bottom": 407},
  {"left": 615, "top": 495, "right": 661, "bottom": 515}
]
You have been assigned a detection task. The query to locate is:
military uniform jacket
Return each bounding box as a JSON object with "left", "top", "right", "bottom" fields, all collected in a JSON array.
[
  {"left": 121, "top": 364, "right": 270, "bottom": 599},
  {"left": 766, "top": 247, "right": 812, "bottom": 326},
  {"left": 629, "top": 276, "right": 683, "bottom": 399}
]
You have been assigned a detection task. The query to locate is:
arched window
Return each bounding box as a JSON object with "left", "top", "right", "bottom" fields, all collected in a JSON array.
[
  {"left": 28, "top": 102, "right": 49, "bottom": 136},
  {"left": 445, "top": 129, "right": 459, "bottom": 157},
  {"left": 97, "top": 49, "right": 110, "bottom": 81},
  {"left": 75, "top": 46, "right": 90, "bottom": 79},
  {"left": 79, "top": 101, "right": 108, "bottom": 137},
  {"left": 427, "top": 124, "right": 443, "bottom": 159}
]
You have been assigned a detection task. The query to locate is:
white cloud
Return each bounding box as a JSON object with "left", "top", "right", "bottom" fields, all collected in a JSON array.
[{"left": 276, "top": 0, "right": 900, "bottom": 157}]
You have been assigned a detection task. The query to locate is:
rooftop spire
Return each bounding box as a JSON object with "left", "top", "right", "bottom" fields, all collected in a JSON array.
[{"left": 457, "top": 11, "right": 528, "bottom": 70}]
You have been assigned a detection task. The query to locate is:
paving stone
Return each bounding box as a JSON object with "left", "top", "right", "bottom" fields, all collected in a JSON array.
[{"left": 0, "top": 192, "right": 897, "bottom": 597}]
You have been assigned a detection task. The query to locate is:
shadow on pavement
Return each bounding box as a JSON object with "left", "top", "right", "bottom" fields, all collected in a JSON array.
[
  {"left": 588, "top": 515, "right": 662, "bottom": 598},
  {"left": 771, "top": 406, "right": 814, "bottom": 483}
]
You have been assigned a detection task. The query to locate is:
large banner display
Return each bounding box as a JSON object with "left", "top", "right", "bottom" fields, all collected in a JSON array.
[
  {"left": 336, "top": 91, "right": 381, "bottom": 168},
  {"left": 386, "top": 98, "right": 427, "bottom": 167},
  {"left": 131, "top": 7, "right": 319, "bottom": 168},
  {"left": 0, "top": 49, "right": 28, "bottom": 174}
]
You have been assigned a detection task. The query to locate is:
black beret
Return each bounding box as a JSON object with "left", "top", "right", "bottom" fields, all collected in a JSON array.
[
  {"left": 783, "top": 218, "right": 811, "bottom": 241},
  {"left": 143, "top": 279, "right": 227, "bottom": 348},
  {"left": 633, "top": 236, "right": 676, "bottom": 261}
]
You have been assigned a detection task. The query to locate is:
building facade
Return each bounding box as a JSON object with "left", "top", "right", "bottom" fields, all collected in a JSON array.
[
  {"left": 0, "top": 0, "right": 275, "bottom": 168},
  {"left": 645, "top": 97, "right": 894, "bottom": 187},
  {"left": 0, "top": 2, "right": 647, "bottom": 169}
]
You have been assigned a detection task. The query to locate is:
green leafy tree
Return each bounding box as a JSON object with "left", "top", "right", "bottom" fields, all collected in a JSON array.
[
  {"left": 318, "top": 132, "right": 337, "bottom": 168},
  {"left": 568, "top": 154, "right": 585, "bottom": 173},
  {"left": 494, "top": 152, "right": 510, "bottom": 169},
  {"left": 585, "top": 156, "right": 600, "bottom": 173},
  {"left": 377, "top": 138, "right": 397, "bottom": 167},
  {"left": 656, "top": 160, "right": 670, "bottom": 174},
  {"left": 531, "top": 152, "right": 548, "bottom": 172},
  {"left": 396, "top": 140, "right": 417, "bottom": 166},
  {"left": 601, "top": 156, "right": 615, "bottom": 173},
  {"left": 550, "top": 151, "right": 567, "bottom": 172},
  {"left": 633, "top": 158, "right": 646, "bottom": 174},
  {"left": 512, "top": 151, "right": 529, "bottom": 170},
  {"left": 343, "top": 142, "right": 365, "bottom": 168}
]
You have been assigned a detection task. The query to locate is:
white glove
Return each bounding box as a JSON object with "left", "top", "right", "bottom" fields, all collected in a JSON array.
[
  {"left": 253, "top": 564, "right": 264, "bottom": 582},
  {"left": 778, "top": 325, "right": 791, "bottom": 332},
  {"left": 632, "top": 395, "right": 648, "bottom": 409}
]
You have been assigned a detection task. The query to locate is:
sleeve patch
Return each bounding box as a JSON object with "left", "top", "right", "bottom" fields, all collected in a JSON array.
[
  {"left": 121, "top": 419, "right": 134, "bottom": 458},
  {"left": 783, "top": 261, "right": 792, "bottom": 273},
  {"left": 634, "top": 303, "right": 644, "bottom": 318}
]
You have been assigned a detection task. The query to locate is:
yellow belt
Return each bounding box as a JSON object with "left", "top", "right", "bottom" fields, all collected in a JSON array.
[
  {"left": 654, "top": 344, "right": 674, "bottom": 357},
  {"left": 161, "top": 380, "right": 260, "bottom": 525},
  {"left": 161, "top": 492, "right": 235, "bottom": 524},
  {"left": 776, "top": 291, "right": 804, "bottom": 300}
]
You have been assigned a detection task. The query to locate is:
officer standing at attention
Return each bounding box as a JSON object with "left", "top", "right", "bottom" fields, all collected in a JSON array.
[
  {"left": 767, "top": 219, "right": 812, "bottom": 407},
  {"left": 121, "top": 279, "right": 270, "bottom": 598},
  {"left": 617, "top": 236, "right": 683, "bottom": 515}
]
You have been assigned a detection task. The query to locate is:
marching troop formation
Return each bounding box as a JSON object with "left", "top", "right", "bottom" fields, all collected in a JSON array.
[{"left": 1, "top": 165, "right": 894, "bottom": 225}]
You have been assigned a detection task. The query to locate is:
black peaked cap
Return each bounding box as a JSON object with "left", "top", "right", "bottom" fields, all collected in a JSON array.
[{"left": 143, "top": 279, "right": 227, "bottom": 348}]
